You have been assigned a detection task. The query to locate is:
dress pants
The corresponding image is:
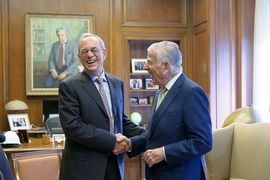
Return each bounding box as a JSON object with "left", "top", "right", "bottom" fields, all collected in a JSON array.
[{"left": 104, "top": 154, "right": 121, "bottom": 180}]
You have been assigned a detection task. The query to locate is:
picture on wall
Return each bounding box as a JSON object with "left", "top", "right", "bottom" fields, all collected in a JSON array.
[{"left": 25, "top": 12, "right": 95, "bottom": 96}]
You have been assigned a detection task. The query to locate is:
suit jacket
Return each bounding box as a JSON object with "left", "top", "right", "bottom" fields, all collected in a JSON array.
[
  {"left": 58, "top": 70, "right": 146, "bottom": 180},
  {"left": 129, "top": 73, "right": 213, "bottom": 180},
  {"left": 47, "top": 39, "right": 79, "bottom": 74}
]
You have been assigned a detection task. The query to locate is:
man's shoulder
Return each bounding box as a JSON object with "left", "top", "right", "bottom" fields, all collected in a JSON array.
[{"left": 106, "top": 73, "right": 122, "bottom": 82}]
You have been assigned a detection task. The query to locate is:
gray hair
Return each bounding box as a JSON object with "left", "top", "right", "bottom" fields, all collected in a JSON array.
[
  {"left": 147, "top": 41, "right": 182, "bottom": 74},
  {"left": 78, "top": 33, "right": 105, "bottom": 52},
  {"left": 56, "top": 28, "right": 68, "bottom": 36}
]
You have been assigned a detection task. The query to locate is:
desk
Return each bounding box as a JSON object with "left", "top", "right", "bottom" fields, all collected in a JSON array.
[
  {"left": 3, "top": 139, "right": 144, "bottom": 180},
  {"left": 13, "top": 129, "right": 47, "bottom": 138},
  {"left": 3, "top": 138, "right": 64, "bottom": 178},
  {"left": 3, "top": 138, "right": 64, "bottom": 154}
]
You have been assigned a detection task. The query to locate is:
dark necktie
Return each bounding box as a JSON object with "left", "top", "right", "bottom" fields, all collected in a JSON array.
[
  {"left": 96, "top": 77, "right": 114, "bottom": 133},
  {"left": 58, "top": 43, "right": 64, "bottom": 69},
  {"left": 156, "top": 87, "right": 167, "bottom": 110}
]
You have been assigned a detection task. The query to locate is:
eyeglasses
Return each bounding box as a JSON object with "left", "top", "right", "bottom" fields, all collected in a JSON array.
[{"left": 79, "top": 48, "right": 104, "bottom": 56}]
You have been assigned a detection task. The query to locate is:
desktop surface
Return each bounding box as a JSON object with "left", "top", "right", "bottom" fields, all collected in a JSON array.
[{"left": 3, "top": 138, "right": 64, "bottom": 153}]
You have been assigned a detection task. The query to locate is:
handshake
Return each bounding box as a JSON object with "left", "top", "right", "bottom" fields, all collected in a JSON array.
[{"left": 113, "top": 133, "right": 131, "bottom": 155}]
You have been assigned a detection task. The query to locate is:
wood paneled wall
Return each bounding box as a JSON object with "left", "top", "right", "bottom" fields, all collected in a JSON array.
[
  {"left": 0, "top": 0, "right": 254, "bottom": 132},
  {"left": 192, "top": 0, "right": 255, "bottom": 128}
]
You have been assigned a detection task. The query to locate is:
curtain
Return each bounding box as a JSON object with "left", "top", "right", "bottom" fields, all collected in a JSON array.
[{"left": 253, "top": 0, "right": 270, "bottom": 118}]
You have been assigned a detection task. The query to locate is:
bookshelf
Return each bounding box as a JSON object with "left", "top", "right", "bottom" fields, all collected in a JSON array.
[{"left": 32, "top": 19, "right": 45, "bottom": 61}]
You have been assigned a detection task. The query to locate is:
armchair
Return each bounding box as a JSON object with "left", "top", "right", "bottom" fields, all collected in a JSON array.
[
  {"left": 11, "top": 149, "right": 62, "bottom": 180},
  {"left": 45, "top": 116, "right": 64, "bottom": 137},
  {"left": 204, "top": 122, "right": 270, "bottom": 180}
]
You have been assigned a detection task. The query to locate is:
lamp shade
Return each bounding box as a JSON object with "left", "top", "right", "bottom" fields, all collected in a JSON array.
[{"left": 4, "top": 100, "right": 28, "bottom": 111}]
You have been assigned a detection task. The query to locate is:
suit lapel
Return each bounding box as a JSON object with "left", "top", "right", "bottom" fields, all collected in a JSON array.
[
  {"left": 148, "top": 74, "right": 186, "bottom": 139},
  {"left": 106, "top": 74, "right": 120, "bottom": 133},
  {"left": 80, "top": 72, "right": 120, "bottom": 132},
  {"left": 80, "top": 71, "right": 107, "bottom": 115},
  {"left": 105, "top": 74, "right": 117, "bottom": 116}
]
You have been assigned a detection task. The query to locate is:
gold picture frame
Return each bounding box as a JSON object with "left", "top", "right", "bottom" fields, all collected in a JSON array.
[{"left": 25, "top": 12, "right": 95, "bottom": 96}]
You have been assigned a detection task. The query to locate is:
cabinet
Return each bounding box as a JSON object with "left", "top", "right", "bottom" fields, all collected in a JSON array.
[
  {"left": 129, "top": 73, "right": 158, "bottom": 126},
  {"left": 128, "top": 40, "right": 161, "bottom": 126},
  {"left": 127, "top": 39, "right": 181, "bottom": 126}
]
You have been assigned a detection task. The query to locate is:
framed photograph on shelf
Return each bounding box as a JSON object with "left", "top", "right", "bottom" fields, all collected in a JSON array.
[
  {"left": 130, "top": 79, "right": 143, "bottom": 89},
  {"left": 131, "top": 59, "right": 148, "bottom": 73},
  {"left": 139, "top": 98, "right": 148, "bottom": 105},
  {"left": 130, "top": 97, "right": 139, "bottom": 105},
  {"left": 145, "top": 78, "right": 159, "bottom": 89},
  {"left": 7, "top": 114, "right": 31, "bottom": 131}
]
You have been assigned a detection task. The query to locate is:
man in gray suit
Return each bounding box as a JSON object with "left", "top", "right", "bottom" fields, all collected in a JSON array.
[
  {"left": 45, "top": 27, "right": 79, "bottom": 88},
  {"left": 58, "top": 33, "right": 146, "bottom": 180}
]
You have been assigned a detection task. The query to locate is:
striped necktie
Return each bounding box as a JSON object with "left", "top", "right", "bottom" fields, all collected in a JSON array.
[{"left": 96, "top": 77, "right": 114, "bottom": 133}]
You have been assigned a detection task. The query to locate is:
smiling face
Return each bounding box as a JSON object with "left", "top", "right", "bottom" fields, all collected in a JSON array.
[
  {"left": 144, "top": 50, "right": 169, "bottom": 87},
  {"left": 78, "top": 36, "right": 108, "bottom": 76}
]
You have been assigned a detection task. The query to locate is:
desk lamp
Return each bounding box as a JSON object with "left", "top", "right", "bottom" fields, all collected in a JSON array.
[{"left": 4, "top": 99, "right": 28, "bottom": 113}]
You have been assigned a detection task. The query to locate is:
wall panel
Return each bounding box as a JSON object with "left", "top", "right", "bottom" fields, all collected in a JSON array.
[
  {"left": 193, "top": 23, "right": 209, "bottom": 95},
  {"left": 0, "top": 0, "right": 255, "bottom": 134},
  {"left": 3, "top": 0, "right": 111, "bottom": 129},
  {"left": 123, "top": 0, "right": 186, "bottom": 27},
  {"left": 0, "top": 0, "right": 9, "bottom": 130},
  {"left": 193, "top": 0, "right": 207, "bottom": 26}
]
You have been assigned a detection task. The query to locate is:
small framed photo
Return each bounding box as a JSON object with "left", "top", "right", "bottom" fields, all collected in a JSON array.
[
  {"left": 139, "top": 98, "right": 148, "bottom": 105},
  {"left": 18, "top": 129, "right": 30, "bottom": 143},
  {"left": 131, "top": 59, "right": 148, "bottom": 73},
  {"left": 148, "top": 96, "right": 154, "bottom": 104},
  {"left": 7, "top": 113, "right": 31, "bottom": 131},
  {"left": 145, "top": 78, "right": 159, "bottom": 89},
  {"left": 130, "top": 97, "right": 139, "bottom": 105},
  {"left": 130, "top": 79, "right": 143, "bottom": 89}
]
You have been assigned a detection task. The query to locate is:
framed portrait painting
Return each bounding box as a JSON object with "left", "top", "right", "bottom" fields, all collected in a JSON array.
[
  {"left": 25, "top": 12, "right": 95, "bottom": 96},
  {"left": 7, "top": 114, "right": 31, "bottom": 131}
]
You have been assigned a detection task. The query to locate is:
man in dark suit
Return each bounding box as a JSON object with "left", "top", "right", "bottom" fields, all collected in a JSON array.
[
  {"left": 58, "top": 33, "right": 146, "bottom": 180},
  {"left": 45, "top": 27, "right": 79, "bottom": 88},
  {"left": 126, "top": 41, "right": 213, "bottom": 180}
]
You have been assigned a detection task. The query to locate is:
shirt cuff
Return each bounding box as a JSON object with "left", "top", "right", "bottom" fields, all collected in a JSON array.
[
  {"left": 163, "top": 146, "right": 167, "bottom": 161},
  {"left": 127, "top": 140, "right": 132, "bottom": 152}
]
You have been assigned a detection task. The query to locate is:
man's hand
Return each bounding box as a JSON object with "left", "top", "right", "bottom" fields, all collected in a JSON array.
[
  {"left": 51, "top": 70, "right": 59, "bottom": 78},
  {"left": 58, "top": 71, "right": 67, "bottom": 80},
  {"left": 143, "top": 147, "right": 165, "bottom": 167},
  {"left": 113, "top": 133, "right": 131, "bottom": 155}
]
